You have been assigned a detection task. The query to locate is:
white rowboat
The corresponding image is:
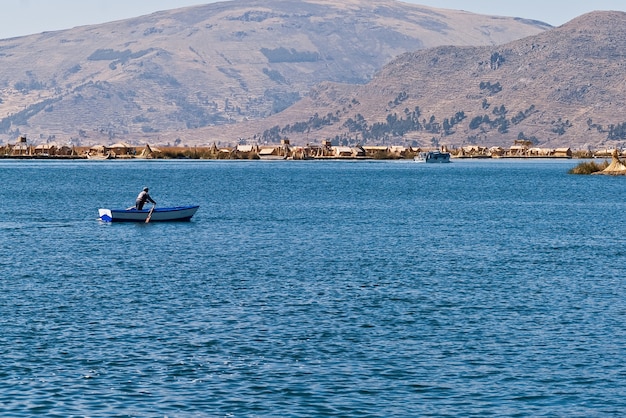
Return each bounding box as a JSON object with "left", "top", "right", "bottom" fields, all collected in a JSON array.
[{"left": 99, "top": 205, "right": 199, "bottom": 222}]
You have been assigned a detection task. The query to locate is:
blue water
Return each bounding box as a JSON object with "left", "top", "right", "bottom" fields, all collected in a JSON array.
[{"left": 1, "top": 158, "right": 625, "bottom": 416}]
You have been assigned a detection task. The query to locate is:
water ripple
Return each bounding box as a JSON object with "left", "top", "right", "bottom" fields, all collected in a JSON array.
[{"left": 1, "top": 160, "right": 626, "bottom": 416}]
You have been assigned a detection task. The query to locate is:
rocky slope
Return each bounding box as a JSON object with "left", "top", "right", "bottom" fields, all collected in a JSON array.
[
  {"left": 0, "top": 0, "right": 549, "bottom": 146},
  {"left": 223, "top": 11, "right": 626, "bottom": 150}
]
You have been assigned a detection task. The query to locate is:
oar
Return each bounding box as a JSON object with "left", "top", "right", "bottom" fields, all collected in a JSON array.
[{"left": 145, "top": 204, "right": 155, "bottom": 223}]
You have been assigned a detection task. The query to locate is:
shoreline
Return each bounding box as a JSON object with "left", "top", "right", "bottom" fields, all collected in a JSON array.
[{"left": 0, "top": 154, "right": 581, "bottom": 161}]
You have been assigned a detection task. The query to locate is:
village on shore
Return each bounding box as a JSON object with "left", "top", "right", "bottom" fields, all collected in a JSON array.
[{"left": 0, "top": 135, "right": 620, "bottom": 161}]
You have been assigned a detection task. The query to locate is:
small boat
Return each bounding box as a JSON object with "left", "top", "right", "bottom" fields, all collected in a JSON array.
[
  {"left": 98, "top": 205, "right": 199, "bottom": 222},
  {"left": 414, "top": 151, "right": 451, "bottom": 163},
  {"left": 87, "top": 152, "right": 115, "bottom": 160}
]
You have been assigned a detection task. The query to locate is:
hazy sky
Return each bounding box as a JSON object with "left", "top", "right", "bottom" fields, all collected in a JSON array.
[{"left": 1, "top": 0, "right": 625, "bottom": 39}]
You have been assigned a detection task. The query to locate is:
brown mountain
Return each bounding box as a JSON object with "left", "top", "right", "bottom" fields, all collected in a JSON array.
[
  {"left": 0, "top": 0, "right": 549, "bottom": 146},
  {"left": 225, "top": 11, "right": 626, "bottom": 150}
]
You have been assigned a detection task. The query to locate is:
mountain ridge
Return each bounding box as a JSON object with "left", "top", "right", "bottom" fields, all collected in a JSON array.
[
  {"left": 208, "top": 10, "right": 626, "bottom": 150},
  {"left": 0, "top": 0, "right": 549, "bottom": 146}
]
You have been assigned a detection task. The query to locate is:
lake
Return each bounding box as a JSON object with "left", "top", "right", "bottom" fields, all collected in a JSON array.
[{"left": 1, "top": 158, "right": 625, "bottom": 416}]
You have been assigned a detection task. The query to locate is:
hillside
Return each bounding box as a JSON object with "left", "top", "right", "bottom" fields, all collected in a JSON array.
[
  {"left": 0, "top": 0, "right": 549, "bottom": 146},
  {"left": 225, "top": 11, "right": 626, "bottom": 150}
]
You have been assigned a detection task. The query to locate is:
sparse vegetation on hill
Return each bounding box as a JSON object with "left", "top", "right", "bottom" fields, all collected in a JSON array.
[
  {"left": 0, "top": 0, "right": 549, "bottom": 147},
  {"left": 239, "top": 11, "right": 626, "bottom": 150}
]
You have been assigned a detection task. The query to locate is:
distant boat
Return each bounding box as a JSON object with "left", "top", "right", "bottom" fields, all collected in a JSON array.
[
  {"left": 98, "top": 205, "right": 199, "bottom": 222},
  {"left": 414, "top": 151, "right": 451, "bottom": 163},
  {"left": 87, "top": 152, "right": 115, "bottom": 160}
]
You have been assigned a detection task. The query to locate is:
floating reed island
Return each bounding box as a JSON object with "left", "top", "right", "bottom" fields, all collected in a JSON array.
[
  {"left": 0, "top": 135, "right": 620, "bottom": 161},
  {"left": 569, "top": 149, "right": 626, "bottom": 175}
]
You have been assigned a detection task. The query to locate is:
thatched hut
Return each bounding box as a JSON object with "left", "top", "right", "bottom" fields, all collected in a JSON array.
[
  {"left": 33, "top": 143, "right": 57, "bottom": 156},
  {"left": 11, "top": 136, "right": 30, "bottom": 156},
  {"left": 89, "top": 144, "right": 108, "bottom": 156},
  {"left": 139, "top": 143, "right": 161, "bottom": 159},
  {"left": 109, "top": 142, "right": 136, "bottom": 157},
  {"left": 57, "top": 145, "right": 75, "bottom": 156},
  {"left": 598, "top": 150, "right": 626, "bottom": 175},
  {"left": 554, "top": 148, "right": 572, "bottom": 158}
]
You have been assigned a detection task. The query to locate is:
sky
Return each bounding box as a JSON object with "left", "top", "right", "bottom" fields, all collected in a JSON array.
[{"left": 1, "top": 0, "right": 625, "bottom": 40}]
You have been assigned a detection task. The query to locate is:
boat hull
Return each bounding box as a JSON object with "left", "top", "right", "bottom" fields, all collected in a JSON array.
[
  {"left": 99, "top": 205, "right": 199, "bottom": 222},
  {"left": 87, "top": 153, "right": 115, "bottom": 160}
]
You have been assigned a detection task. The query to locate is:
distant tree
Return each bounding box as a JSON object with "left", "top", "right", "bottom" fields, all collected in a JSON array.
[
  {"left": 497, "top": 118, "right": 510, "bottom": 133},
  {"left": 479, "top": 81, "right": 502, "bottom": 95},
  {"left": 490, "top": 52, "right": 505, "bottom": 69},
  {"left": 551, "top": 117, "right": 572, "bottom": 136},
  {"left": 492, "top": 105, "right": 507, "bottom": 116},
  {"left": 608, "top": 122, "right": 626, "bottom": 140},
  {"left": 260, "top": 47, "right": 319, "bottom": 63},
  {"left": 443, "top": 118, "right": 452, "bottom": 135},
  {"left": 469, "top": 116, "right": 484, "bottom": 130},
  {"left": 262, "top": 68, "right": 286, "bottom": 83}
]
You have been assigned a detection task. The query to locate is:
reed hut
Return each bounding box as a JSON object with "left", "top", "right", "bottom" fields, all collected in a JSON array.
[
  {"left": 33, "top": 143, "right": 57, "bottom": 156},
  {"left": 598, "top": 150, "right": 626, "bottom": 175},
  {"left": 363, "top": 146, "right": 389, "bottom": 157},
  {"left": 333, "top": 146, "right": 353, "bottom": 157},
  {"left": 11, "top": 136, "right": 30, "bottom": 156},
  {"left": 139, "top": 143, "right": 161, "bottom": 158},
  {"left": 89, "top": 144, "right": 108, "bottom": 157},
  {"left": 554, "top": 148, "right": 572, "bottom": 158},
  {"left": 109, "top": 142, "right": 135, "bottom": 157}
]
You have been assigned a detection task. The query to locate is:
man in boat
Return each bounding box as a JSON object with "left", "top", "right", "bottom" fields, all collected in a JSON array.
[{"left": 135, "top": 187, "right": 156, "bottom": 210}]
